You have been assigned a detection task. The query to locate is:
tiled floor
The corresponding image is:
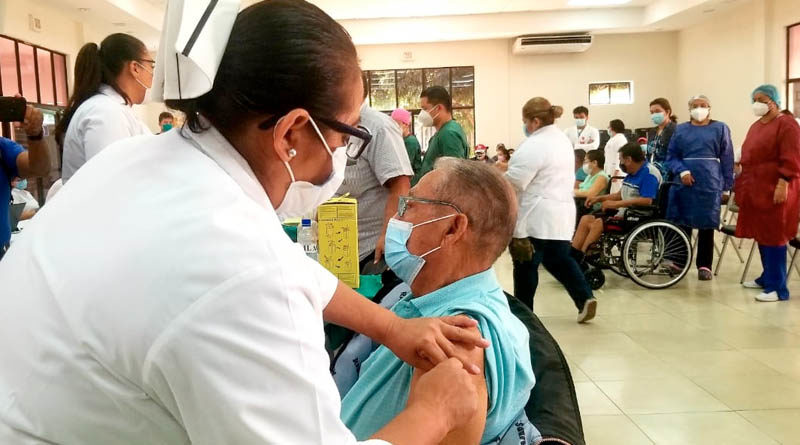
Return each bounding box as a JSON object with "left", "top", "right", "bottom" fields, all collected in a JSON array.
[{"left": 493, "top": 236, "right": 800, "bottom": 445}]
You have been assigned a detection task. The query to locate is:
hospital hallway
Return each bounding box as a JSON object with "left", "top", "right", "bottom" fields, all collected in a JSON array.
[{"left": 494, "top": 235, "right": 800, "bottom": 444}]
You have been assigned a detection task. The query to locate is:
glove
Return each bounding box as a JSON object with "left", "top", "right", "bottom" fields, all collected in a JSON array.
[{"left": 509, "top": 238, "right": 534, "bottom": 263}]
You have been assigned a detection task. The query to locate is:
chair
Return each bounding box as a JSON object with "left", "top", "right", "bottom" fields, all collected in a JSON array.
[
  {"left": 714, "top": 194, "right": 748, "bottom": 276},
  {"left": 787, "top": 237, "right": 800, "bottom": 279}
]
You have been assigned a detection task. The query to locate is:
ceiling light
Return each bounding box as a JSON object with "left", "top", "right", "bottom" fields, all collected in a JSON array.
[
  {"left": 78, "top": 7, "right": 90, "bottom": 12},
  {"left": 112, "top": 22, "right": 126, "bottom": 27},
  {"left": 703, "top": 8, "right": 716, "bottom": 13},
  {"left": 567, "top": 0, "right": 633, "bottom": 6}
]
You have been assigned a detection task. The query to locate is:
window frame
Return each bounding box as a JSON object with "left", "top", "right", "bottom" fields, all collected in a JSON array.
[
  {"left": 588, "top": 81, "right": 634, "bottom": 106},
  {"left": 786, "top": 22, "right": 800, "bottom": 114},
  {"left": 0, "top": 33, "right": 68, "bottom": 107},
  {"left": 364, "top": 65, "right": 476, "bottom": 150}
]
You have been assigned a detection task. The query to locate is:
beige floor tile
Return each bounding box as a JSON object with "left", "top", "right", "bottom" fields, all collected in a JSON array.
[
  {"left": 653, "top": 350, "right": 780, "bottom": 378},
  {"left": 624, "top": 328, "right": 733, "bottom": 353},
  {"left": 566, "top": 360, "right": 591, "bottom": 383},
  {"left": 574, "top": 382, "right": 622, "bottom": 415},
  {"left": 595, "top": 376, "right": 729, "bottom": 414},
  {"left": 700, "top": 325, "right": 800, "bottom": 349},
  {"left": 570, "top": 352, "right": 677, "bottom": 381},
  {"left": 668, "top": 305, "right": 767, "bottom": 329},
  {"left": 582, "top": 415, "right": 653, "bottom": 445},
  {"left": 539, "top": 315, "right": 621, "bottom": 335},
  {"left": 692, "top": 374, "right": 800, "bottom": 410},
  {"left": 740, "top": 348, "right": 800, "bottom": 381},
  {"left": 595, "top": 313, "right": 694, "bottom": 333},
  {"left": 639, "top": 294, "right": 736, "bottom": 314},
  {"left": 553, "top": 332, "right": 650, "bottom": 356},
  {"left": 587, "top": 290, "right": 663, "bottom": 315},
  {"left": 630, "top": 412, "right": 778, "bottom": 445},
  {"left": 738, "top": 409, "right": 800, "bottom": 445}
]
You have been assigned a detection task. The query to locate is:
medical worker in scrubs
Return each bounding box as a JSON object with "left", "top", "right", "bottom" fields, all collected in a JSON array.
[
  {"left": 666, "top": 95, "right": 734, "bottom": 281},
  {"left": 0, "top": 1, "right": 486, "bottom": 444},
  {"left": 736, "top": 84, "right": 800, "bottom": 302}
]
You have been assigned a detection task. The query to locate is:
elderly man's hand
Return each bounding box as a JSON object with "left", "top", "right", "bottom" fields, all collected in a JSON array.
[
  {"left": 381, "top": 316, "right": 489, "bottom": 375},
  {"left": 601, "top": 200, "right": 619, "bottom": 210}
]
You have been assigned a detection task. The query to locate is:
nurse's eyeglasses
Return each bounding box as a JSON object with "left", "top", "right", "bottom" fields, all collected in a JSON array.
[
  {"left": 259, "top": 114, "right": 373, "bottom": 160},
  {"left": 397, "top": 195, "right": 462, "bottom": 217}
]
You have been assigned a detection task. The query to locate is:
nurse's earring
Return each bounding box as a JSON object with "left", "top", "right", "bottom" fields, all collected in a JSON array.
[{"left": 288, "top": 148, "right": 297, "bottom": 159}]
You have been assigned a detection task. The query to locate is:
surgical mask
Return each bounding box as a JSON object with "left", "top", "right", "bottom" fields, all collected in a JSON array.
[
  {"left": 582, "top": 164, "right": 591, "bottom": 175},
  {"left": 134, "top": 62, "right": 153, "bottom": 90},
  {"left": 161, "top": 123, "right": 173, "bottom": 132},
  {"left": 384, "top": 214, "right": 456, "bottom": 286},
  {"left": 608, "top": 129, "right": 615, "bottom": 137},
  {"left": 14, "top": 179, "right": 27, "bottom": 190},
  {"left": 575, "top": 118, "right": 586, "bottom": 128},
  {"left": 523, "top": 123, "right": 532, "bottom": 137},
  {"left": 275, "top": 117, "right": 347, "bottom": 220},
  {"left": 752, "top": 102, "right": 769, "bottom": 117},
  {"left": 418, "top": 106, "right": 440, "bottom": 127},
  {"left": 651, "top": 112, "right": 665, "bottom": 126},
  {"left": 640, "top": 144, "right": 648, "bottom": 153},
  {"left": 690, "top": 107, "right": 709, "bottom": 122}
]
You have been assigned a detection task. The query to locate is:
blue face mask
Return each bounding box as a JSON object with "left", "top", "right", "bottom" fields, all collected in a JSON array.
[
  {"left": 651, "top": 112, "right": 665, "bottom": 126},
  {"left": 15, "top": 179, "right": 27, "bottom": 190},
  {"left": 640, "top": 144, "right": 648, "bottom": 153},
  {"left": 384, "top": 215, "right": 456, "bottom": 286},
  {"left": 161, "top": 123, "right": 173, "bottom": 133},
  {"left": 575, "top": 118, "right": 586, "bottom": 128},
  {"left": 523, "top": 123, "right": 532, "bottom": 138}
]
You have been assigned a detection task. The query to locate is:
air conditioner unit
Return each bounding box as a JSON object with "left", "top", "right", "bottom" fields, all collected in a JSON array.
[{"left": 512, "top": 33, "right": 593, "bottom": 55}]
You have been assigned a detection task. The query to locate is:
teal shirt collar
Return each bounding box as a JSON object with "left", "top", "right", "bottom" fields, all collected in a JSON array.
[{"left": 394, "top": 268, "right": 501, "bottom": 318}]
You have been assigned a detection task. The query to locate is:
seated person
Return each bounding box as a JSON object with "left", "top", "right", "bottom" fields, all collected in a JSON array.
[
  {"left": 574, "top": 150, "right": 609, "bottom": 209},
  {"left": 340, "top": 158, "right": 535, "bottom": 444},
  {"left": 572, "top": 143, "right": 660, "bottom": 254},
  {"left": 574, "top": 148, "right": 588, "bottom": 187},
  {"left": 11, "top": 177, "right": 40, "bottom": 221}
]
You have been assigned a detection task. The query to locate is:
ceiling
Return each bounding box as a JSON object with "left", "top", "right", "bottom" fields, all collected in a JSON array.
[{"left": 31, "top": 0, "right": 747, "bottom": 48}]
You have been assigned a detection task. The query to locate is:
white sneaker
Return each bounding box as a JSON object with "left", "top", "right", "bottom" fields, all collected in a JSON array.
[
  {"left": 577, "top": 298, "right": 598, "bottom": 323},
  {"left": 743, "top": 280, "right": 763, "bottom": 289},
  {"left": 755, "top": 291, "right": 779, "bottom": 302}
]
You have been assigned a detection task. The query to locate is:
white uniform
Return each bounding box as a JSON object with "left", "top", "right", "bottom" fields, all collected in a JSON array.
[
  {"left": 506, "top": 125, "right": 576, "bottom": 241},
  {"left": 603, "top": 133, "right": 628, "bottom": 193},
  {"left": 61, "top": 84, "right": 151, "bottom": 184},
  {"left": 564, "top": 125, "right": 600, "bottom": 151},
  {"left": 11, "top": 188, "right": 39, "bottom": 212},
  {"left": 0, "top": 127, "right": 387, "bottom": 445}
]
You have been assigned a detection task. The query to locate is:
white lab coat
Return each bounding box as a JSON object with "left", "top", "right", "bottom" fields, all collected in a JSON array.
[
  {"left": 506, "top": 125, "right": 576, "bottom": 241},
  {"left": 0, "top": 127, "right": 387, "bottom": 445},
  {"left": 564, "top": 125, "right": 600, "bottom": 151},
  {"left": 604, "top": 133, "right": 628, "bottom": 193},
  {"left": 61, "top": 84, "right": 151, "bottom": 184}
]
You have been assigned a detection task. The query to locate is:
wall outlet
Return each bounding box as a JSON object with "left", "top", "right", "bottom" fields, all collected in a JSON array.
[{"left": 29, "top": 14, "right": 42, "bottom": 33}]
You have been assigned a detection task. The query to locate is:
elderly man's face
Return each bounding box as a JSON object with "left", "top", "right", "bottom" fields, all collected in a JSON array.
[{"left": 397, "top": 170, "right": 459, "bottom": 260}]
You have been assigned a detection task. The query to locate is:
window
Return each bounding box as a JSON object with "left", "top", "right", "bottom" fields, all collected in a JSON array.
[
  {"left": 0, "top": 34, "right": 69, "bottom": 106},
  {"left": 364, "top": 66, "right": 475, "bottom": 151},
  {"left": 588, "top": 81, "right": 634, "bottom": 105},
  {"left": 788, "top": 22, "right": 800, "bottom": 115}
]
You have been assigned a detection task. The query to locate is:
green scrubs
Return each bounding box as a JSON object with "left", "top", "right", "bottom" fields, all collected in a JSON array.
[
  {"left": 412, "top": 119, "right": 469, "bottom": 186},
  {"left": 403, "top": 134, "right": 422, "bottom": 176}
]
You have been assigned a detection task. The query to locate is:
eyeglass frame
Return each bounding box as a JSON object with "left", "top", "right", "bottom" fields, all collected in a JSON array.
[
  {"left": 397, "top": 195, "right": 462, "bottom": 217},
  {"left": 136, "top": 59, "right": 156, "bottom": 71},
  {"left": 258, "top": 113, "right": 373, "bottom": 160}
]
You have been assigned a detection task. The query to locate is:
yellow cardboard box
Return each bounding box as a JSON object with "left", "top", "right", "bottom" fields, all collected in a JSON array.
[{"left": 317, "top": 196, "right": 360, "bottom": 288}]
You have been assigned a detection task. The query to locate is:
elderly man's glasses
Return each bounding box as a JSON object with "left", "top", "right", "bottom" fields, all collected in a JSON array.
[
  {"left": 397, "top": 195, "right": 462, "bottom": 217},
  {"left": 259, "top": 114, "right": 373, "bottom": 160}
]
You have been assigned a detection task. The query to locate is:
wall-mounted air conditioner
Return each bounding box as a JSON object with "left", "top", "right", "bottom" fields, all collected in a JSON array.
[{"left": 512, "top": 33, "right": 593, "bottom": 55}]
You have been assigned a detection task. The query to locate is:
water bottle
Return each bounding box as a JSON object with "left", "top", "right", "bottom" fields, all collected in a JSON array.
[{"left": 298, "top": 218, "right": 319, "bottom": 261}]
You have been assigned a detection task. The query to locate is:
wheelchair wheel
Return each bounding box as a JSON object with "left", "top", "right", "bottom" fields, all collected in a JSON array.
[
  {"left": 621, "top": 220, "right": 692, "bottom": 289},
  {"left": 585, "top": 267, "right": 605, "bottom": 290}
]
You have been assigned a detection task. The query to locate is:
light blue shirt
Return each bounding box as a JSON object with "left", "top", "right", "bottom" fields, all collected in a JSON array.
[{"left": 340, "top": 268, "right": 535, "bottom": 444}]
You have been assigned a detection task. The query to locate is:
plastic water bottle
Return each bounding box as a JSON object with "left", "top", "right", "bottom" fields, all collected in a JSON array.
[{"left": 298, "top": 218, "right": 318, "bottom": 261}]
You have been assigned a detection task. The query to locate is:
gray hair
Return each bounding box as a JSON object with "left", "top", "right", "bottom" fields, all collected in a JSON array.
[
  {"left": 688, "top": 95, "right": 711, "bottom": 107},
  {"left": 432, "top": 157, "right": 517, "bottom": 263}
]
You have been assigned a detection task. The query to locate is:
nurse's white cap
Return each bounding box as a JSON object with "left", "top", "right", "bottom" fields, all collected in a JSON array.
[{"left": 150, "top": 0, "right": 241, "bottom": 101}]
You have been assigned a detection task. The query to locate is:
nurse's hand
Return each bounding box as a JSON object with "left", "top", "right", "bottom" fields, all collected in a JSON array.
[
  {"left": 382, "top": 316, "right": 489, "bottom": 375},
  {"left": 774, "top": 180, "right": 788, "bottom": 204},
  {"left": 681, "top": 173, "right": 695, "bottom": 187}
]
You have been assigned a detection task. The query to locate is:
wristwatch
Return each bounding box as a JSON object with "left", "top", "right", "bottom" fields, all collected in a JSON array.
[{"left": 27, "top": 130, "right": 44, "bottom": 141}]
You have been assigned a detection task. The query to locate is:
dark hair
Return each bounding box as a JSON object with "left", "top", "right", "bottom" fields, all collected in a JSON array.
[
  {"left": 649, "top": 97, "right": 678, "bottom": 123},
  {"left": 573, "top": 106, "right": 589, "bottom": 116},
  {"left": 420, "top": 86, "right": 453, "bottom": 113},
  {"left": 523, "top": 97, "right": 564, "bottom": 126},
  {"left": 55, "top": 33, "right": 146, "bottom": 146},
  {"left": 619, "top": 142, "right": 645, "bottom": 163},
  {"left": 167, "top": 0, "right": 359, "bottom": 135},
  {"left": 609, "top": 119, "right": 625, "bottom": 134},
  {"left": 158, "top": 112, "right": 174, "bottom": 123},
  {"left": 587, "top": 149, "right": 605, "bottom": 168},
  {"left": 496, "top": 145, "right": 510, "bottom": 158},
  {"left": 574, "top": 149, "right": 587, "bottom": 162}
]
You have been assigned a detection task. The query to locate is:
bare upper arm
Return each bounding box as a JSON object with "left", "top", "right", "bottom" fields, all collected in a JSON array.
[{"left": 410, "top": 324, "right": 488, "bottom": 445}]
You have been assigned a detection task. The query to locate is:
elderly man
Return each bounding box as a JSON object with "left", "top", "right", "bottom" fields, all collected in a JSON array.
[{"left": 340, "top": 158, "right": 536, "bottom": 445}]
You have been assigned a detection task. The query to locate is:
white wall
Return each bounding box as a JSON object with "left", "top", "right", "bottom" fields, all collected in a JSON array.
[{"left": 358, "top": 32, "right": 678, "bottom": 154}]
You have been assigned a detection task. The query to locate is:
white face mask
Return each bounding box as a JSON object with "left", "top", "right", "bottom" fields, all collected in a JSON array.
[
  {"left": 582, "top": 163, "right": 591, "bottom": 175},
  {"left": 418, "top": 106, "right": 440, "bottom": 127},
  {"left": 690, "top": 107, "right": 710, "bottom": 122},
  {"left": 752, "top": 102, "right": 770, "bottom": 117},
  {"left": 275, "top": 117, "right": 347, "bottom": 220}
]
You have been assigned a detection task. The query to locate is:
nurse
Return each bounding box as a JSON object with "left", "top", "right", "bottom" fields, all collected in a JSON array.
[
  {"left": 56, "top": 33, "right": 152, "bottom": 183},
  {"left": 0, "top": 1, "right": 485, "bottom": 444},
  {"left": 666, "top": 95, "right": 734, "bottom": 281},
  {"left": 736, "top": 84, "right": 800, "bottom": 302}
]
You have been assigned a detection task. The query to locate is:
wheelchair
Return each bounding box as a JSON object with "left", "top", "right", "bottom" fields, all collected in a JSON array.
[{"left": 580, "top": 182, "right": 693, "bottom": 290}]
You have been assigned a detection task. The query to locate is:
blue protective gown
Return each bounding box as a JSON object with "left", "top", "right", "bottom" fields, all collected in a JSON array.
[{"left": 665, "top": 121, "right": 734, "bottom": 229}]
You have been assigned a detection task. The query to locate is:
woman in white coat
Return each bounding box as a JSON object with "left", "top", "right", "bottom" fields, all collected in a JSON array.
[
  {"left": 506, "top": 97, "right": 597, "bottom": 323},
  {"left": 604, "top": 119, "right": 628, "bottom": 193},
  {"left": 56, "top": 33, "right": 153, "bottom": 183},
  {"left": 0, "top": 2, "right": 485, "bottom": 444}
]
